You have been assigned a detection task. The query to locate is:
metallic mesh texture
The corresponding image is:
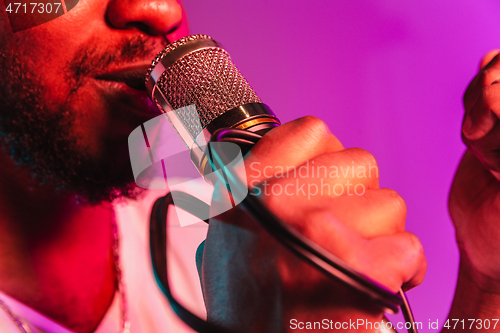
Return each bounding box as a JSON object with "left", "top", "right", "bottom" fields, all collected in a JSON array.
[
  {"left": 145, "top": 34, "right": 211, "bottom": 83},
  {"left": 147, "top": 35, "right": 261, "bottom": 140}
]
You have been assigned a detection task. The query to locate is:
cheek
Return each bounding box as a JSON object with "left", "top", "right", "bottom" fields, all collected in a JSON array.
[
  {"left": 9, "top": 18, "right": 96, "bottom": 105},
  {"left": 64, "top": 79, "right": 150, "bottom": 158},
  {"left": 5, "top": 38, "right": 72, "bottom": 111},
  {"left": 64, "top": 82, "right": 114, "bottom": 153}
]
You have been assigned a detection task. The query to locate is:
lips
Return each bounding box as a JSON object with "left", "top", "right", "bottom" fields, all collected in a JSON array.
[
  {"left": 95, "top": 65, "right": 150, "bottom": 91},
  {"left": 93, "top": 64, "right": 163, "bottom": 120}
]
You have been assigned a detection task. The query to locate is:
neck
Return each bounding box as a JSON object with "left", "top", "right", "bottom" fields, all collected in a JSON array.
[{"left": 0, "top": 151, "right": 117, "bottom": 333}]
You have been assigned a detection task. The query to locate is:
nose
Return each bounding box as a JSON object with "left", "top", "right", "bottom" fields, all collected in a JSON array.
[{"left": 106, "top": 0, "right": 184, "bottom": 37}]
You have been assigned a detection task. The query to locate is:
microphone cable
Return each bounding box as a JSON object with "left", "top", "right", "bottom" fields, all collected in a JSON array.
[{"left": 149, "top": 128, "right": 419, "bottom": 333}]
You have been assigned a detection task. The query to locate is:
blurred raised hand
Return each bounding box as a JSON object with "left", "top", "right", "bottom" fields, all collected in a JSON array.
[{"left": 446, "top": 50, "right": 500, "bottom": 332}]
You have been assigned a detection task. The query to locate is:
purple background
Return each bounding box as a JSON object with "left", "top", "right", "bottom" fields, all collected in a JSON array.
[{"left": 183, "top": 0, "right": 500, "bottom": 329}]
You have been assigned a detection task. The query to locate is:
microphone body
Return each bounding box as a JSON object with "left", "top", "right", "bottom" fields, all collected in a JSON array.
[{"left": 145, "top": 35, "right": 280, "bottom": 178}]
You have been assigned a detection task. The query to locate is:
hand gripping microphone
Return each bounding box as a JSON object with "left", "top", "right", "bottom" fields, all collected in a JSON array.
[{"left": 145, "top": 34, "right": 417, "bottom": 333}]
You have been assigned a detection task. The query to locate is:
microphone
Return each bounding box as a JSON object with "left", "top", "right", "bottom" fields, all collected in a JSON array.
[
  {"left": 145, "top": 34, "right": 414, "bottom": 333},
  {"left": 145, "top": 34, "right": 280, "bottom": 178}
]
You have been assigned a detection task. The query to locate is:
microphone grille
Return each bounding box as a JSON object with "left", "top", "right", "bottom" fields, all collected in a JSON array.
[{"left": 146, "top": 35, "right": 261, "bottom": 141}]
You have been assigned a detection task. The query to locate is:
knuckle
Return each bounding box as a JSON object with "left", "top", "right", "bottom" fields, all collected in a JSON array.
[
  {"left": 403, "top": 232, "right": 425, "bottom": 260},
  {"left": 257, "top": 116, "right": 334, "bottom": 150},
  {"left": 296, "top": 116, "right": 332, "bottom": 139},
  {"left": 348, "top": 148, "right": 379, "bottom": 169},
  {"left": 297, "top": 115, "right": 328, "bottom": 130}
]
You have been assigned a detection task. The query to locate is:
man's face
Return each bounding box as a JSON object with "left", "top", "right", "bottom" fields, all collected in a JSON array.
[{"left": 0, "top": 0, "right": 188, "bottom": 202}]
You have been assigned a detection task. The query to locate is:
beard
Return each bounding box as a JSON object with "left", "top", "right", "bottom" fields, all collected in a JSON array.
[{"left": 0, "top": 37, "right": 160, "bottom": 204}]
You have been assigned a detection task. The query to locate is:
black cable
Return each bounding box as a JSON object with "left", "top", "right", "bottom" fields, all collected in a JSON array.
[
  {"left": 150, "top": 128, "right": 418, "bottom": 333},
  {"left": 150, "top": 192, "right": 233, "bottom": 333}
]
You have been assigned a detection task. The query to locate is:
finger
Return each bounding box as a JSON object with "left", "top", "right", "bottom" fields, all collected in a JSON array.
[
  {"left": 479, "top": 49, "right": 500, "bottom": 70},
  {"left": 463, "top": 66, "right": 500, "bottom": 140},
  {"left": 463, "top": 83, "right": 500, "bottom": 140},
  {"left": 243, "top": 116, "right": 344, "bottom": 183},
  {"left": 249, "top": 147, "right": 381, "bottom": 199},
  {"left": 326, "top": 188, "right": 407, "bottom": 238},
  {"left": 360, "top": 232, "right": 427, "bottom": 293},
  {"left": 463, "top": 51, "right": 500, "bottom": 116},
  {"left": 276, "top": 188, "right": 407, "bottom": 239},
  {"left": 307, "top": 147, "right": 380, "bottom": 190},
  {"left": 291, "top": 212, "right": 425, "bottom": 293}
]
